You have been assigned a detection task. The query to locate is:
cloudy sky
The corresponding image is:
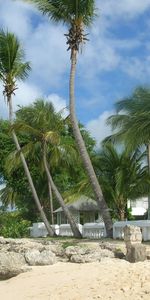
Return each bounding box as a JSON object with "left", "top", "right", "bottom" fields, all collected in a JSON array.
[{"left": 0, "top": 0, "right": 150, "bottom": 144}]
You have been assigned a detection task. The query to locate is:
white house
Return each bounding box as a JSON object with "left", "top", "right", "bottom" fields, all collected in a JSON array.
[
  {"left": 127, "top": 197, "right": 148, "bottom": 217},
  {"left": 54, "top": 196, "right": 103, "bottom": 225}
]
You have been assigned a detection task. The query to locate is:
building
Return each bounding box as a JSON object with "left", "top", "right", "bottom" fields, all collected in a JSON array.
[
  {"left": 127, "top": 197, "right": 148, "bottom": 218},
  {"left": 54, "top": 196, "right": 103, "bottom": 225}
]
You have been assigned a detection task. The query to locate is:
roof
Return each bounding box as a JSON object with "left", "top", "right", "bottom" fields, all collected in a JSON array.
[{"left": 54, "top": 196, "right": 99, "bottom": 213}]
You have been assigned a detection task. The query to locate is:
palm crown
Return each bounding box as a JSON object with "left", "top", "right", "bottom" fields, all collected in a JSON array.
[
  {"left": 27, "top": 0, "right": 96, "bottom": 52},
  {"left": 107, "top": 87, "right": 150, "bottom": 149},
  {"left": 29, "top": 0, "right": 96, "bottom": 25},
  {"left": 0, "top": 30, "right": 31, "bottom": 100}
]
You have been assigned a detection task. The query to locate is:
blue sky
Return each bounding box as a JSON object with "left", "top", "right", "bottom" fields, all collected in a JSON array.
[{"left": 0, "top": 0, "right": 150, "bottom": 144}]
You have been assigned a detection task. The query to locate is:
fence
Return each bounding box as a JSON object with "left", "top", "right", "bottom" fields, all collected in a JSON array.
[
  {"left": 30, "top": 220, "right": 150, "bottom": 241},
  {"left": 113, "top": 220, "right": 150, "bottom": 241},
  {"left": 82, "top": 223, "right": 106, "bottom": 239},
  {"left": 59, "top": 224, "right": 82, "bottom": 237},
  {"left": 30, "top": 223, "right": 59, "bottom": 237}
]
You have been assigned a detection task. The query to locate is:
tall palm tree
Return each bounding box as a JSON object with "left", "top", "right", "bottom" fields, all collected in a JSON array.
[
  {"left": 107, "top": 87, "right": 150, "bottom": 219},
  {"left": 14, "top": 99, "right": 82, "bottom": 237},
  {"left": 23, "top": 0, "right": 113, "bottom": 236},
  {"left": 0, "top": 30, "right": 55, "bottom": 236}
]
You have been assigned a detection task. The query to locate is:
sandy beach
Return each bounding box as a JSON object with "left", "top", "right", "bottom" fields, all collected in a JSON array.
[{"left": 0, "top": 258, "right": 150, "bottom": 300}]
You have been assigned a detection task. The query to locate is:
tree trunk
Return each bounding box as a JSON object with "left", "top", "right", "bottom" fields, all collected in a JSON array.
[
  {"left": 69, "top": 49, "right": 113, "bottom": 237},
  {"left": 119, "top": 209, "right": 125, "bottom": 221},
  {"left": 147, "top": 144, "right": 150, "bottom": 219},
  {"left": 48, "top": 181, "right": 54, "bottom": 225},
  {"left": 43, "top": 143, "right": 82, "bottom": 238},
  {"left": 8, "top": 96, "right": 55, "bottom": 237}
]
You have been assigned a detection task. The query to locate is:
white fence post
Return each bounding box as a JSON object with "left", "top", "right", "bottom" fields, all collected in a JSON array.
[
  {"left": 30, "top": 223, "right": 59, "bottom": 237},
  {"left": 83, "top": 223, "right": 106, "bottom": 239},
  {"left": 59, "top": 224, "right": 82, "bottom": 237}
]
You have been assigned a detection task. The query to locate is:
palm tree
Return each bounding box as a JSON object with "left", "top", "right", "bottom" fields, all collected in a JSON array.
[
  {"left": 65, "top": 142, "right": 150, "bottom": 221},
  {"left": 96, "top": 143, "right": 150, "bottom": 220},
  {"left": 107, "top": 87, "right": 150, "bottom": 219},
  {"left": 14, "top": 99, "right": 82, "bottom": 237},
  {"left": 0, "top": 30, "right": 55, "bottom": 236},
  {"left": 23, "top": 0, "right": 113, "bottom": 236}
]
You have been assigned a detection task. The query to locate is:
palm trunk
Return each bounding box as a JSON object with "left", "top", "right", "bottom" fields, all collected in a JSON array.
[
  {"left": 119, "top": 209, "right": 125, "bottom": 221},
  {"left": 48, "top": 181, "right": 54, "bottom": 225},
  {"left": 69, "top": 49, "right": 113, "bottom": 237},
  {"left": 43, "top": 142, "right": 82, "bottom": 238},
  {"left": 8, "top": 96, "right": 55, "bottom": 237},
  {"left": 147, "top": 144, "right": 150, "bottom": 219}
]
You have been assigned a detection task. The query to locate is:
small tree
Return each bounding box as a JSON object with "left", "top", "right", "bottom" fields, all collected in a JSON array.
[
  {"left": 107, "top": 87, "right": 150, "bottom": 219},
  {"left": 14, "top": 99, "right": 82, "bottom": 237},
  {"left": 0, "top": 30, "right": 54, "bottom": 236}
]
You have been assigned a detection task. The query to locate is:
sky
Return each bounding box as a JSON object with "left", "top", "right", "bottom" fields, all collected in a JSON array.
[{"left": 0, "top": 0, "right": 150, "bottom": 145}]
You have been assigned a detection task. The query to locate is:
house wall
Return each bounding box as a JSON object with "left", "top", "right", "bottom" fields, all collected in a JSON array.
[
  {"left": 56, "top": 211, "right": 80, "bottom": 225},
  {"left": 127, "top": 197, "right": 148, "bottom": 216},
  {"left": 56, "top": 211, "right": 102, "bottom": 225}
]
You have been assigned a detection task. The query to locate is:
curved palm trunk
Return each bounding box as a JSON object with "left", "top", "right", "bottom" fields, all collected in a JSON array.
[
  {"left": 43, "top": 143, "right": 82, "bottom": 238},
  {"left": 8, "top": 96, "right": 55, "bottom": 237},
  {"left": 48, "top": 181, "right": 54, "bottom": 225},
  {"left": 69, "top": 49, "right": 113, "bottom": 237}
]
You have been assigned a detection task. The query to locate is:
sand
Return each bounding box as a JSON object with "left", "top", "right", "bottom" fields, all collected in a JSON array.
[{"left": 0, "top": 259, "right": 150, "bottom": 300}]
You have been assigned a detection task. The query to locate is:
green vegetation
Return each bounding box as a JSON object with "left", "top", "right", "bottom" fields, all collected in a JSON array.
[
  {"left": 0, "top": 3, "right": 150, "bottom": 239},
  {"left": 0, "top": 211, "right": 31, "bottom": 238},
  {"left": 23, "top": 0, "right": 113, "bottom": 237}
]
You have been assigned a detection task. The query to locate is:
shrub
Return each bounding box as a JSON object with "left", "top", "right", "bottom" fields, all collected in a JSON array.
[{"left": 0, "top": 211, "right": 31, "bottom": 238}]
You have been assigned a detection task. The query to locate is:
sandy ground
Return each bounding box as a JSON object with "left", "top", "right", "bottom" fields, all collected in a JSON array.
[{"left": 0, "top": 259, "right": 150, "bottom": 300}]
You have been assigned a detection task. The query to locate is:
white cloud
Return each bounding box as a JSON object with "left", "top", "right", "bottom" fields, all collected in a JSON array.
[
  {"left": 0, "top": 81, "right": 41, "bottom": 118},
  {"left": 14, "top": 82, "right": 42, "bottom": 108},
  {"left": 121, "top": 56, "right": 150, "bottom": 81},
  {"left": 0, "top": 0, "right": 150, "bottom": 121},
  {"left": 0, "top": 0, "right": 34, "bottom": 40},
  {"left": 99, "top": 0, "right": 150, "bottom": 20},
  {"left": 0, "top": 0, "right": 68, "bottom": 90},
  {"left": 47, "top": 93, "right": 68, "bottom": 117},
  {"left": 86, "top": 111, "right": 114, "bottom": 146},
  {"left": 0, "top": 81, "right": 67, "bottom": 119},
  {"left": 27, "top": 22, "right": 68, "bottom": 88}
]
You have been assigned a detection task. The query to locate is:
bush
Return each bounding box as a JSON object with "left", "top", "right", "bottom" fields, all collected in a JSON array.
[{"left": 0, "top": 211, "right": 31, "bottom": 238}]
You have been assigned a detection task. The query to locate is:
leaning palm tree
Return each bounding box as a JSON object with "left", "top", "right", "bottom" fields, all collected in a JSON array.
[
  {"left": 23, "top": 0, "right": 113, "bottom": 236},
  {"left": 107, "top": 87, "right": 150, "bottom": 219},
  {"left": 14, "top": 99, "right": 82, "bottom": 237},
  {"left": 0, "top": 30, "right": 55, "bottom": 236}
]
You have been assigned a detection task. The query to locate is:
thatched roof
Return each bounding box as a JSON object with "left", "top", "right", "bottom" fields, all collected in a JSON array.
[{"left": 54, "top": 196, "right": 99, "bottom": 213}]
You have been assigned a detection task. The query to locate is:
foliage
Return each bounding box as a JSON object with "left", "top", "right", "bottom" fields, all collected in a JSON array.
[
  {"left": 94, "top": 143, "right": 150, "bottom": 220},
  {"left": 0, "top": 102, "right": 95, "bottom": 221},
  {"left": 67, "top": 142, "right": 150, "bottom": 220},
  {"left": 106, "top": 87, "right": 150, "bottom": 150},
  {"left": 0, "top": 29, "right": 31, "bottom": 99},
  {"left": 26, "top": 0, "right": 96, "bottom": 26},
  {"left": 0, "top": 211, "right": 31, "bottom": 238}
]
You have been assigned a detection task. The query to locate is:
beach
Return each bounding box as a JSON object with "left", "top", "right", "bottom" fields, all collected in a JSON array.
[{"left": 1, "top": 258, "right": 150, "bottom": 300}]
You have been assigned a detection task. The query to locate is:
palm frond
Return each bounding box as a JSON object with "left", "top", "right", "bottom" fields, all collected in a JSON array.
[
  {"left": 45, "top": 131, "right": 60, "bottom": 145},
  {"left": 0, "top": 29, "right": 31, "bottom": 81},
  {"left": 25, "top": 0, "right": 96, "bottom": 26}
]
